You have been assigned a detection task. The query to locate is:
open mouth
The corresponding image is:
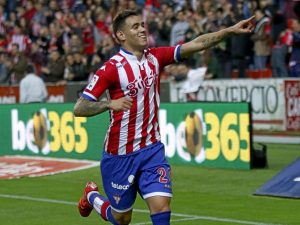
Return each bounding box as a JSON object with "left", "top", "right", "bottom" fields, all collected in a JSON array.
[
  {"left": 139, "top": 34, "right": 147, "bottom": 39},
  {"left": 139, "top": 35, "right": 147, "bottom": 41}
]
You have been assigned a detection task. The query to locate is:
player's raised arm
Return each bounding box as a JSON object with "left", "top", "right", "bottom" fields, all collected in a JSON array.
[
  {"left": 180, "top": 16, "right": 255, "bottom": 58},
  {"left": 74, "top": 96, "right": 133, "bottom": 117}
]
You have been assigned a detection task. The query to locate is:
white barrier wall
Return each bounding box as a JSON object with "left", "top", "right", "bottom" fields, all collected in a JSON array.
[{"left": 170, "top": 78, "right": 300, "bottom": 131}]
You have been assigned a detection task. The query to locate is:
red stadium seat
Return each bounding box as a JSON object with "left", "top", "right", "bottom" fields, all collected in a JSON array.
[{"left": 246, "top": 69, "right": 272, "bottom": 79}]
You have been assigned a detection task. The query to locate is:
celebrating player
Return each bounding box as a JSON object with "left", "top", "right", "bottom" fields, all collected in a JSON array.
[{"left": 74, "top": 10, "right": 254, "bottom": 225}]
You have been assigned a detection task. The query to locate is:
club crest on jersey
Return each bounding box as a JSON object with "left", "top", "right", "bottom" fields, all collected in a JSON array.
[
  {"left": 113, "top": 193, "right": 121, "bottom": 205},
  {"left": 147, "top": 53, "right": 156, "bottom": 66},
  {"left": 87, "top": 74, "right": 99, "bottom": 91}
]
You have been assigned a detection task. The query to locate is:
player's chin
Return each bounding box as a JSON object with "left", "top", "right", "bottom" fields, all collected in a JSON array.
[{"left": 138, "top": 41, "right": 148, "bottom": 49}]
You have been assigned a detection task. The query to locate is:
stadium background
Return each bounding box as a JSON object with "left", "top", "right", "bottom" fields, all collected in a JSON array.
[{"left": 0, "top": 0, "right": 300, "bottom": 224}]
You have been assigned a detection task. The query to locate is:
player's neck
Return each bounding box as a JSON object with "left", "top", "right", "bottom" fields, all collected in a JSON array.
[{"left": 121, "top": 45, "right": 144, "bottom": 60}]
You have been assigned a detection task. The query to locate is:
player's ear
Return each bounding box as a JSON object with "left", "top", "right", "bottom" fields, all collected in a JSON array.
[{"left": 116, "top": 30, "right": 125, "bottom": 42}]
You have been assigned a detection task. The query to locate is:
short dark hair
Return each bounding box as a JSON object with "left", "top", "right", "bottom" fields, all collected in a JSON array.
[
  {"left": 112, "top": 10, "right": 139, "bottom": 36},
  {"left": 26, "top": 64, "right": 35, "bottom": 73}
]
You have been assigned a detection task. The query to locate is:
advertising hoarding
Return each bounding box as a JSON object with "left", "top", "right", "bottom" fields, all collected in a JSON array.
[
  {"left": 285, "top": 80, "right": 300, "bottom": 131},
  {"left": 0, "top": 102, "right": 251, "bottom": 169},
  {"left": 0, "top": 85, "right": 65, "bottom": 103}
]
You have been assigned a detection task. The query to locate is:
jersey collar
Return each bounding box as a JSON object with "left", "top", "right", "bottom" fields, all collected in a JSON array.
[{"left": 119, "top": 47, "right": 146, "bottom": 62}]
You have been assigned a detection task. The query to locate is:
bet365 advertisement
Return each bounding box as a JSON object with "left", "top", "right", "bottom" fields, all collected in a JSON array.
[{"left": 0, "top": 102, "right": 251, "bottom": 169}]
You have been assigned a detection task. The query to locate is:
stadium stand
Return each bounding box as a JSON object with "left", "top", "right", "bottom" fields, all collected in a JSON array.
[{"left": 0, "top": 0, "right": 299, "bottom": 87}]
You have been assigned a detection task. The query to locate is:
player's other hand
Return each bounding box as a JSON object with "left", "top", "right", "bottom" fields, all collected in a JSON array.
[
  {"left": 230, "top": 16, "right": 255, "bottom": 34},
  {"left": 108, "top": 97, "right": 133, "bottom": 112}
]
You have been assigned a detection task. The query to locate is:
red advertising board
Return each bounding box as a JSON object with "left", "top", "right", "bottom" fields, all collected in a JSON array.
[
  {"left": 285, "top": 80, "right": 300, "bottom": 131},
  {"left": 0, "top": 85, "right": 65, "bottom": 103},
  {"left": 0, "top": 86, "right": 19, "bottom": 103},
  {"left": 46, "top": 85, "right": 65, "bottom": 102}
]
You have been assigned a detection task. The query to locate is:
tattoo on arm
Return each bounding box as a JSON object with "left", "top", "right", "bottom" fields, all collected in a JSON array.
[
  {"left": 200, "top": 36, "right": 222, "bottom": 49},
  {"left": 74, "top": 97, "right": 110, "bottom": 117},
  {"left": 181, "top": 28, "right": 232, "bottom": 58},
  {"left": 199, "top": 30, "right": 230, "bottom": 50}
]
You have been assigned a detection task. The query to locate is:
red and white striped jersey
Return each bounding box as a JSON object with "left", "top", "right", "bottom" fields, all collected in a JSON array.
[
  {"left": 82, "top": 45, "right": 181, "bottom": 155},
  {"left": 8, "top": 34, "right": 31, "bottom": 52}
]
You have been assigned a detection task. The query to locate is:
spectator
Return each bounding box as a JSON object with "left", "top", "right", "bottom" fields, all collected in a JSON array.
[
  {"left": 170, "top": 10, "right": 189, "bottom": 46},
  {"left": 48, "top": 22, "right": 67, "bottom": 55},
  {"left": 251, "top": 8, "right": 272, "bottom": 70},
  {"left": 88, "top": 53, "right": 103, "bottom": 77},
  {"left": 69, "top": 51, "right": 89, "bottom": 81},
  {"left": 0, "top": 0, "right": 296, "bottom": 82},
  {"left": 79, "top": 16, "right": 95, "bottom": 65},
  {"left": 19, "top": 64, "right": 48, "bottom": 103},
  {"left": 7, "top": 24, "right": 31, "bottom": 53},
  {"left": 0, "top": 50, "right": 9, "bottom": 84},
  {"left": 94, "top": 8, "right": 111, "bottom": 45},
  {"left": 63, "top": 53, "right": 75, "bottom": 81},
  {"left": 6, "top": 43, "right": 28, "bottom": 83},
  {"left": 0, "top": 34, "right": 6, "bottom": 48},
  {"left": 271, "top": 19, "right": 292, "bottom": 77},
  {"left": 156, "top": 5, "right": 173, "bottom": 46},
  {"left": 128, "top": 0, "right": 139, "bottom": 10},
  {"left": 214, "top": 24, "right": 232, "bottom": 78},
  {"left": 229, "top": 5, "right": 254, "bottom": 78},
  {"left": 23, "top": 0, "right": 37, "bottom": 23},
  {"left": 0, "top": 6, "right": 6, "bottom": 35},
  {"left": 216, "top": 3, "right": 233, "bottom": 27},
  {"left": 4, "top": 11, "right": 18, "bottom": 35},
  {"left": 5, "top": 0, "right": 18, "bottom": 14},
  {"left": 66, "top": 33, "right": 83, "bottom": 54},
  {"left": 44, "top": 0, "right": 59, "bottom": 24},
  {"left": 271, "top": 11, "right": 287, "bottom": 44},
  {"left": 36, "top": 26, "right": 51, "bottom": 57},
  {"left": 289, "top": 19, "right": 300, "bottom": 77},
  {"left": 184, "top": 16, "right": 203, "bottom": 67},
  {"left": 19, "top": 17, "right": 30, "bottom": 36},
  {"left": 203, "top": 10, "right": 219, "bottom": 33},
  {"left": 31, "top": 1, "right": 47, "bottom": 26},
  {"left": 97, "top": 35, "right": 117, "bottom": 61},
  {"left": 28, "top": 42, "right": 47, "bottom": 75},
  {"left": 41, "top": 49, "right": 65, "bottom": 83}
]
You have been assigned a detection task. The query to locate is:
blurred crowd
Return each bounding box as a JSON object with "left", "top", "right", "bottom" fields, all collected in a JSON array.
[{"left": 0, "top": 0, "right": 299, "bottom": 87}]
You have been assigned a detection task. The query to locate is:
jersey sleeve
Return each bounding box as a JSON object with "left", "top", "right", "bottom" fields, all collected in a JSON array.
[
  {"left": 151, "top": 45, "right": 181, "bottom": 69},
  {"left": 82, "top": 62, "right": 117, "bottom": 101}
]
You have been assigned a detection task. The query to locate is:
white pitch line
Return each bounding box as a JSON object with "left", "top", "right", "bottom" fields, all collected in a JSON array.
[
  {"left": 0, "top": 194, "right": 283, "bottom": 225},
  {"left": 0, "top": 194, "right": 76, "bottom": 205}
]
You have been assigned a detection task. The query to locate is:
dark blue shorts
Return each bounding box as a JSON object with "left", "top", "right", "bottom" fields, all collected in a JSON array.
[{"left": 100, "top": 141, "right": 172, "bottom": 212}]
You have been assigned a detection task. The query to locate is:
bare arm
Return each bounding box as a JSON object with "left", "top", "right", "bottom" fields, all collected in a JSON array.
[
  {"left": 74, "top": 96, "right": 133, "bottom": 117},
  {"left": 180, "top": 16, "right": 255, "bottom": 58}
]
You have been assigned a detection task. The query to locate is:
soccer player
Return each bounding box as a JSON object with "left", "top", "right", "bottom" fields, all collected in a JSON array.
[{"left": 74, "top": 10, "right": 254, "bottom": 225}]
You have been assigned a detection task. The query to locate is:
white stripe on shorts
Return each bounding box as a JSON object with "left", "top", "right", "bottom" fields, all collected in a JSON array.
[{"left": 143, "top": 192, "right": 173, "bottom": 199}]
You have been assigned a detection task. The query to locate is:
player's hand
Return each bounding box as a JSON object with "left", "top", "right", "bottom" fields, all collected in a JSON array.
[
  {"left": 230, "top": 16, "right": 255, "bottom": 34},
  {"left": 108, "top": 97, "right": 133, "bottom": 112}
]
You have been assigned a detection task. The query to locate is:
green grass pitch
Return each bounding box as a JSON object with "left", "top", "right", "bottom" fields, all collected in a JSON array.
[{"left": 0, "top": 143, "right": 299, "bottom": 225}]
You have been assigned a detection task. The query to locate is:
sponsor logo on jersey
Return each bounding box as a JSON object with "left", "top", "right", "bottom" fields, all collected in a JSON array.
[
  {"left": 126, "top": 70, "right": 158, "bottom": 97},
  {"left": 87, "top": 75, "right": 99, "bottom": 91},
  {"left": 111, "top": 182, "right": 130, "bottom": 190}
]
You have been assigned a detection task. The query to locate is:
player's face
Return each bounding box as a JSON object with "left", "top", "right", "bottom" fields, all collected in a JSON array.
[{"left": 122, "top": 15, "right": 148, "bottom": 50}]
